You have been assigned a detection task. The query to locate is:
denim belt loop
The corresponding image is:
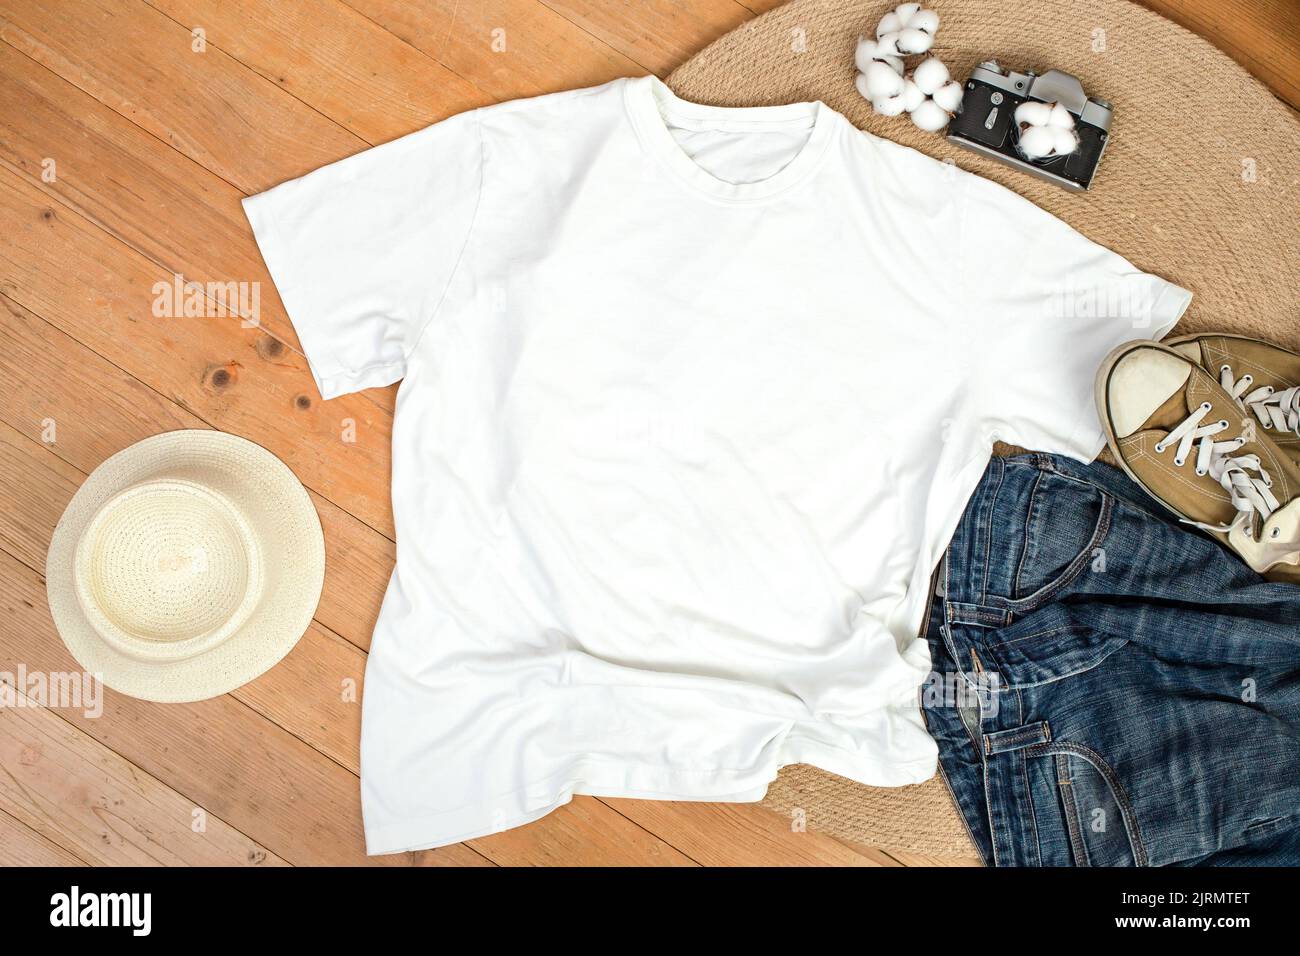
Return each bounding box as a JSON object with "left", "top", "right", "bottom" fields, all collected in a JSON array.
[
  {"left": 983, "top": 721, "right": 1052, "bottom": 756},
  {"left": 983, "top": 721, "right": 1053, "bottom": 866},
  {"left": 945, "top": 602, "right": 1012, "bottom": 629}
]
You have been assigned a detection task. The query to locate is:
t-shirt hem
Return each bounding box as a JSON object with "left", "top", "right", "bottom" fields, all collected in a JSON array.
[
  {"left": 364, "top": 745, "right": 938, "bottom": 855},
  {"left": 242, "top": 192, "right": 403, "bottom": 401}
]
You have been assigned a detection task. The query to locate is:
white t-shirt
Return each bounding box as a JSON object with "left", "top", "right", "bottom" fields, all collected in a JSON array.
[{"left": 244, "top": 76, "right": 1190, "bottom": 854}]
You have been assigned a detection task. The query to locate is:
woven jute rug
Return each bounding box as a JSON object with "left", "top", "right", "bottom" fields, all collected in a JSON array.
[{"left": 668, "top": 0, "right": 1300, "bottom": 859}]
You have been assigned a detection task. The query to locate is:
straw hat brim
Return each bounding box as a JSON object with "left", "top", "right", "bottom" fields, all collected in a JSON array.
[{"left": 46, "top": 430, "right": 325, "bottom": 704}]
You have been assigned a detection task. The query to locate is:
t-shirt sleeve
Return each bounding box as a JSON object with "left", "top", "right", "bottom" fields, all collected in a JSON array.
[
  {"left": 242, "top": 110, "right": 483, "bottom": 399},
  {"left": 959, "top": 171, "right": 1192, "bottom": 461}
]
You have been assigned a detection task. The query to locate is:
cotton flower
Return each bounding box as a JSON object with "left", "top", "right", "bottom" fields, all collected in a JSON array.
[
  {"left": 906, "top": 57, "right": 965, "bottom": 132},
  {"left": 854, "top": 37, "right": 904, "bottom": 76},
  {"left": 859, "top": 58, "right": 905, "bottom": 100},
  {"left": 876, "top": 3, "right": 939, "bottom": 56},
  {"left": 855, "top": 8, "right": 961, "bottom": 135},
  {"left": 1014, "top": 100, "right": 1080, "bottom": 159}
]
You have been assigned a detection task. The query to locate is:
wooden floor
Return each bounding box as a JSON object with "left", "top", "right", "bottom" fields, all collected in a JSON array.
[{"left": 0, "top": 0, "right": 1295, "bottom": 868}]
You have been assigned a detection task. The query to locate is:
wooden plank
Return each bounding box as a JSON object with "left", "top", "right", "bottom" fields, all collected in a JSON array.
[
  {"left": 601, "top": 798, "right": 898, "bottom": 866},
  {"left": 0, "top": 685, "right": 289, "bottom": 865},
  {"left": 541, "top": 0, "right": 754, "bottom": 77},
  {"left": 0, "top": 0, "right": 364, "bottom": 191},
  {"left": 1139, "top": 0, "right": 1300, "bottom": 111},
  {"left": 0, "top": 39, "right": 310, "bottom": 360},
  {"left": 0, "top": 810, "right": 87, "bottom": 866},
  {"left": 467, "top": 797, "right": 698, "bottom": 866},
  {"left": 0, "top": 534, "right": 483, "bottom": 866},
  {"left": 0, "top": 293, "right": 391, "bottom": 651},
  {"left": 143, "top": 0, "right": 486, "bottom": 143},
  {"left": 0, "top": 167, "right": 398, "bottom": 540},
  {"left": 344, "top": 0, "right": 643, "bottom": 99}
]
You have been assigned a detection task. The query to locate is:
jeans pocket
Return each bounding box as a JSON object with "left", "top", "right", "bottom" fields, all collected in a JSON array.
[
  {"left": 1010, "top": 468, "right": 1115, "bottom": 607},
  {"left": 1048, "top": 747, "right": 1146, "bottom": 867}
]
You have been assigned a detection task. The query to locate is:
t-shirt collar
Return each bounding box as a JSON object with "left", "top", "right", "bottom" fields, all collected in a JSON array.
[{"left": 623, "top": 75, "right": 839, "bottom": 203}]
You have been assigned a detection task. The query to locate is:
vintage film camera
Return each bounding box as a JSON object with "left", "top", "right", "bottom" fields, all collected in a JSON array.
[{"left": 946, "top": 61, "right": 1114, "bottom": 191}]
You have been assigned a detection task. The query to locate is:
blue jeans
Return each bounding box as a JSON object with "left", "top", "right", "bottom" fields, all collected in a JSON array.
[{"left": 921, "top": 453, "right": 1300, "bottom": 866}]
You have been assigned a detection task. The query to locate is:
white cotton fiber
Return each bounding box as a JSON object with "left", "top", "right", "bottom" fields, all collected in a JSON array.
[
  {"left": 874, "top": 92, "right": 910, "bottom": 116},
  {"left": 863, "top": 59, "right": 906, "bottom": 99},
  {"left": 931, "top": 80, "right": 964, "bottom": 112},
  {"left": 1014, "top": 101, "right": 1053, "bottom": 128},
  {"left": 910, "top": 9, "right": 940, "bottom": 34},
  {"left": 1018, "top": 125, "right": 1056, "bottom": 159},
  {"left": 910, "top": 99, "right": 950, "bottom": 132},
  {"left": 1051, "top": 126, "right": 1080, "bottom": 155},
  {"left": 897, "top": 27, "right": 934, "bottom": 54},
  {"left": 1048, "top": 102, "right": 1075, "bottom": 128},
  {"left": 902, "top": 78, "right": 926, "bottom": 113},
  {"left": 912, "top": 57, "right": 950, "bottom": 95}
]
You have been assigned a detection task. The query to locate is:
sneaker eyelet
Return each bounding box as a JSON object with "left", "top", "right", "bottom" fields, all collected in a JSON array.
[
  {"left": 1174, "top": 457, "right": 1185, "bottom": 466},
  {"left": 1270, "top": 527, "right": 1281, "bottom": 539},
  {"left": 1242, "top": 375, "right": 1253, "bottom": 385},
  {"left": 1220, "top": 365, "right": 1231, "bottom": 373},
  {"left": 1218, "top": 420, "right": 1229, "bottom": 428},
  {"left": 1195, "top": 468, "right": 1207, "bottom": 476},
  {"left": 1154, "top": 443, "right": 1166, "bottom": 454}
]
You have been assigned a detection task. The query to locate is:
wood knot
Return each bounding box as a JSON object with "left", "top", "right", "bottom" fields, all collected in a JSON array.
[
  {"left": 255, "top": 334, "right": 285, "bottom": 361},
  {"left": 204, "top": 361, "right": 241, "bottom": 391},
  {"left": 294, "top": 394, "right": 312, "bottom": 410}
]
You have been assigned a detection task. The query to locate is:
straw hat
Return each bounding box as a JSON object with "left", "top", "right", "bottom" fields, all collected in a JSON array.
[{"left": 46, "top": 430, "right": 325, "bottom": 703}]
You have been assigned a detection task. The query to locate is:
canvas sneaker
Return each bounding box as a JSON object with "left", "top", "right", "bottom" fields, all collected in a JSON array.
[
  {"left": 1166, "top": 333, "right": 1300, "bottom": 467},
  {"left": 1096, "top": 340, "right": 1300, "bottom": 581}
]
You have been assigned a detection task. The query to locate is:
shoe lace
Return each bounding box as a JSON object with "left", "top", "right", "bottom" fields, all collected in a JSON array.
[
  {"left": 1219, "top": 364, "right": 1300, "bottom": 437},
  {"left": 1153, "top": 400, "right": 1279, "bottom": 533}
]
